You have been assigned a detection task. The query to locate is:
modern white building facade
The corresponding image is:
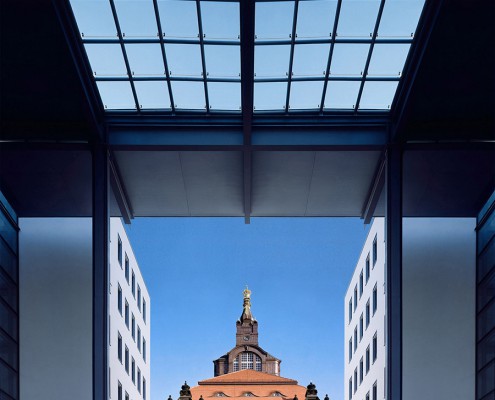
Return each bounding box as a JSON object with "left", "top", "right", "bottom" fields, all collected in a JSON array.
[
  {"left": 345, "top": 218, "right": 385, "bottom": 400},
  {"left": 19, "top": 217, "right": 150, "bottom": 400},
  {"left": 109, "top": 218, "right": 151, "bottom": 400}
]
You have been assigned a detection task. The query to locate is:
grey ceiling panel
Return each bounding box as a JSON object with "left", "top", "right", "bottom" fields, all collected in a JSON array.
[
  {"left": 180, "top": 151, "right": 244, "bottom": 216},
  {"left": 306, "top": 151, "right": 382, "bottom": 216},
  {"left": 114, "top": 151, "right": 188, "bottom": 216},
  {"left": 251, "top": 151, "right": 315, "bottom": 216}
]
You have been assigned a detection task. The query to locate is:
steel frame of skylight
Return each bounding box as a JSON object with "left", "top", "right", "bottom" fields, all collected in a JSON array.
[{"left": 75, "top": 0, "right": 415, "bottom": 114}]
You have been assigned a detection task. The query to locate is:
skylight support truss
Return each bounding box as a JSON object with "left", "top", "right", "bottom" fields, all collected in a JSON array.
[
  {"left": 152, "top": 0, "right": 176, "bottom": 113},
  {"left": 196, "top": 0, "right": 210, "bottom": 112},
  {"left": 284, "top": 0, "right": 299, "bottom": 112},
  {"left": 108, "top": 0, "right": 140, "bottom": 111},
  {"left": 354, "top": 0, "right": 386, "bottom": 111}
]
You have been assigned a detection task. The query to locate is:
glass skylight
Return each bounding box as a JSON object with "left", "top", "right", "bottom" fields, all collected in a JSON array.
[{"left": 70, "top": 0, "right": 425, "bottom": 114}]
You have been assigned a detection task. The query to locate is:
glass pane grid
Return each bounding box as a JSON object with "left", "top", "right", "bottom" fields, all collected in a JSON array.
[{"left": 69, "top": 0, "right": 425, "bottom": 113}]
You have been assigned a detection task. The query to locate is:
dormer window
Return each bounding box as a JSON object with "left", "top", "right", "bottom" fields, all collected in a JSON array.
[
  {"left": 271, "top": 392, "right": 284, "bottom": 397},
  {"left": 242, "top": 393, "right": 255, "bottom": 397},
  {"left": 214, "top": 393, "right": 228, "bottom": 397}
]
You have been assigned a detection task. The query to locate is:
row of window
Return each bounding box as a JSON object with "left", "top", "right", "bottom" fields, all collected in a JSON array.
[
  {"left": 349, "top": 286, "right": 378, "bottom": 361},
  {"left": 349, "top": 235, "right": 378, "bottom": 324},
  {"left": 117, "top": 331, "right": 147, "bottom": 397},
  {"left": 350, "top": 331, "right": 378, "bottom": 383},
  {"left": 118, "top": 235, "right": 147, "bottom": 324},
  {"left": 118, "top": 378, "right": 146, "bottom": 400},
  {"left": 118, "top": 285, "right": 147, "bottom": 362},
  {"left": 348, "top": 379, "right": 377, "bottom": 400}
]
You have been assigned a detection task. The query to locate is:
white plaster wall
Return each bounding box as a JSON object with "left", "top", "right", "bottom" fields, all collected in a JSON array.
[
  {"left": 402, "top": 218, "right": 476, "bottom": 400},
  {"left": 19, "top": 218, "right": 93, "bottom": 400},
  {"left": 345, "top": 218, "right": 386, "bottom": 400}
]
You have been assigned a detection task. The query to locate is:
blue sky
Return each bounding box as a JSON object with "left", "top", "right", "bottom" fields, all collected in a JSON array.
[{"left": 125, "top": 217, "right": 371, "bottom": 400}]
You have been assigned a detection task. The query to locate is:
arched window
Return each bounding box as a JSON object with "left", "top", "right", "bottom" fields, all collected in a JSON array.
[{"left": 233, "top": 352, "right": 262, "bottom": 372}]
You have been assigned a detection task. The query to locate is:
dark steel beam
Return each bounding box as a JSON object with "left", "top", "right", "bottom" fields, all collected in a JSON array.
[
  {"left": 386, "top": 143, "right": 403, "bottom": 400},
  {"left": 390, "top": 0, "right": 445, "bottom": 141},
  {"left": 109, "top": 153, "right": 134, "bottom": 224},
  {"left": 196, "top": 0, "right": 210, "bottom": 112},
  {"left": 152, "top": 0, "right": 176, "bottom": 113},
  {"left": 285, "top": 0, "right": 299, "bottom": 112},
  {"left": 361, "top": 153, "right": 385, "bottom": 224},
  {"left": 52, "top": 0, "right": 105, "bottom": 141},
  {"left": 354, "top": 0, "right": 386, "bottom": 111},
  {"left": 108, "top": 0, "right": 140, "bottom": 111},
  {"left": 82, "top": 37, "right": 413, "bottom": 46},
  {"left": 240, "top": 0, "right": 255, "bottom": 224},
  {"left": 92, "top": 144, "right": 109, "bottom": 400},
  {"left": 320, "top": 0, "right": 342, "bottom": 113}
]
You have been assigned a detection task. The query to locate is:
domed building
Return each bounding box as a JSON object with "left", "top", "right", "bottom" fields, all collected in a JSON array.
[{"left": 188, "top": 288, "right": 309, "bottom": 400}]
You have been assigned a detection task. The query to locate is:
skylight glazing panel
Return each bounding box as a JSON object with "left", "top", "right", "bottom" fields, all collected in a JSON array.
[
  {"left": 255, "top": 1, "right": 294, "bottom": 41},
  {"left": 84, "top": 44, "right": 127, "bottom": 77},
  {"left": 296, "top": 0, "right": 337, "bottom": 39},
  {"left": 254, "top": 45, "right": 291, "bottom": 78},
  {"left": 254, "top": 83, "right": 287, "bottom": 111},
  {"left": 165, "top": 44, "right": 203, "bottom": 77},
  {"left": 324, "top": 81, "right": 361, "bottom": 109},
  {"left": 70, "top": 0, "right": 116, "bottom": 38},
  {"left": 114, "top": 0, "right": 158, "bottom": 38},
  {"left": 158, "top": 0, "right": 199, "bottom": 39},
  {"left": 204, "top": 46, "right": 240, "bottom": 78},
  {"left": 134, "top": 81, "right": 171, "bottom": 109},
  {"left": 330, "top": 44, "right": 370, "bottom": 76},
  {"left": 359, "top": 81, "right": 399, "bottom": 109},
  {"left": 367, "top": 44, "right": 411, "bottom": 77},
  {"left": 96, "top": 81, "right": 135, "bottom": 110},
  {"left": 170, "top": 81, "right": 206, "bottom": 110},
  {"left": 337, "top": 1, "right": 381, "bottom": 38},
  {"left": 292, "top": 44, "right": 330, "bottom": 77},
  {"left": 378, "top": 0, "right": 425, "bottom": 38},
  {"left": 208, "top": 83, "right": 241, "bottom": 111},
  {"left": 125, "top": 44, "right": 165, "bottom": 77},
  {"left": 289, "top": 81, "right": 325, "bottom": 110},
  {"left": 201, "top": 1, "right": 240, "bottom": 41}
]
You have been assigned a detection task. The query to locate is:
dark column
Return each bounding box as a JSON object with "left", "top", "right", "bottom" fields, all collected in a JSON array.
[
  {"left": 92, "top": 144, "right": 109, "bottom": 400},
  {"left": 386, "top": 144, "right": 402, "bottom": 400}
]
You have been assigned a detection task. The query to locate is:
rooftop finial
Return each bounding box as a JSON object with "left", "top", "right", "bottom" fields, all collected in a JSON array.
[{"left": 240, "top": 286, "right": 254, "bottom": 323}]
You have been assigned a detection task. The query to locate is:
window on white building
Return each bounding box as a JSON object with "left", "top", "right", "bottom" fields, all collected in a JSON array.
[
  {"left": 131, "top": 271, "right": 135, "bottom": 297},
  {"left": 118, "top": 381, "right": 122, "bottom": 400},
  {"left": 137, "top": 326, "right": 141, "bottom": 352},
  {"left": 132, "top": 314, "right": 135, "bottom": 340},
  {"left": 143, "top": 377, "right": 147, "bottom": 400},
  {"left": 137, "top": 369, "right": 141, "bottom": 393},
  {"left": 360, "top": 314, "right": 363, "bottom": 341},
  {"left": 118, "top": 235, "right": 122, "bottom": 266},
  {"left": 349, "top": 378, "right": 352, "bottom": 400},
  {"left": 118, "top": 285, "right": 122, "bottom": 315},
  {"left": 365, "top": 255, "right": 370, "bottom": 283},
  {"left": 359, "top": 357, "right": 363, "bottom": 383},
  {"left": 372, "top": 235, "right": 377, "bottom": 266},
  {"left": 118, "top": 332, "right": 122, "bottom": 363},
  {"left": 354, "top": 286, "right": 358, "bottom": 311},
  {"left": 372, "top": 381, "right": 377, "bottom": 400},
  {"left": 372, "top": 284, "right": 377, "bottom": 315},
  {"left": 366, "top": 392, "right": 369, "bottom": 400},
  {"left": 132, "top": 357, "right": 135, "bottom": 383},
  {"left": 359, "top": 271, "right": 363, "bottom": 297},
  {"left": 125, "top": 300, "right": 129, "bottom": 328},
  {"left": 125, "top": 254, "right": 129, "bottom": 283},
  {"left": 143, "top": 337, "right": 146, "bottom": 362},
  {"left": 137, "top": 285, "right": 141, "bottom": 311},
  {"left": 366, "top": 346, "right": 370, "bottom": 373},
  {"left": 373, "top": 333, "right": 377, "bottom": 363},
  {"left": 125, "top": 345, "right": 129, "bottom": 374},
  {"left": 125, "top": 391, "right": 129, "bottom": 400},
  {"left": 366, "top": 300, "right": 370, "bottom": 328},
  {"left": 349, "top": 299, "right": 352, "bottom": 323},
  {"left": 143, "top": 299, "right": 147, "bottom": 323},
  {"left": 349, "top": 338, "right": 352, "bottom": 362},
  {"left": 354, "top": 327, "right": 357, "bottom": 352},
  {"left": 353, "top": 368, "right": 357, "bottom": 393}
]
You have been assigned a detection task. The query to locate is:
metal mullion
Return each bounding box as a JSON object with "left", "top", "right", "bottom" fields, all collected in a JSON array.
[
  {"left": 196, "top": 0, "right": 210, "bottom": 112},
  {"left": 354, "top": 0, "right": 386, "bottom": 112},
  {"left": 319, "top": 0, "right": 342, "bottom": 113},
  {"left": 108, "top": 0, "right": 140, "bottom": 112},
  {"left": 284, "top": 0, "right": 299, "bottom": 113},
  {"left": 152, "top": 0, "right": 175, "bottom": 112},
  {"left": 95, "top": 76, "right": 241, "bottom": 83}
]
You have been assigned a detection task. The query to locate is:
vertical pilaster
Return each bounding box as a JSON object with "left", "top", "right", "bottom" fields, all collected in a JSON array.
[
  {"left": 386, "top": 144, "right": 402, "bottom": 400},
  {"left": 92, "top": 144, "right": 109, "bottom": 400}
]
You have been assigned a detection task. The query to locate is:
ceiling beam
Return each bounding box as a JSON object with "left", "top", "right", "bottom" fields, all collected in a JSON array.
[
  {"left": 109, "top": 153, "right": 134, "bottom": 224},
  {"left": 240, "top": 0, "right": 255, "bottom": 224},
  {"left": 361, "top": 153, "right": 385, "bottom": 224}
]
